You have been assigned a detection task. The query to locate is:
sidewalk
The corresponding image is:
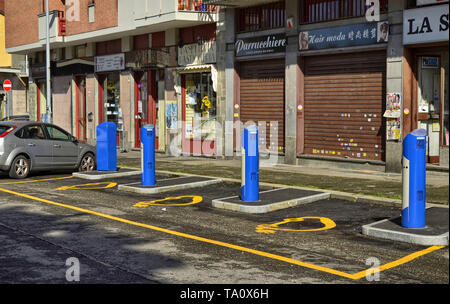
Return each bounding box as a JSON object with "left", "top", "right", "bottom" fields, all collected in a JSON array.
[{"left": 117, "top": 151, "right": 449, "bottom": 206}]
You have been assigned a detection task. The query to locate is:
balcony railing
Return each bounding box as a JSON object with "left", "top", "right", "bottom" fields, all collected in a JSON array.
[
  {"left": 178, "top": 0, "right": 217, "bottom": 12},
  {"left": 302, "top": 0, "right": 389, "bottom": 24}
]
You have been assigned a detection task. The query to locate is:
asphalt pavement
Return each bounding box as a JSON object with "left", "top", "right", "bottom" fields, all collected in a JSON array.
[
  {"left": 0, "top": 171, "right": 448, "bottom": 286},
  {"left": 117, "top": 151, "right": 449, "bottom": 206}
]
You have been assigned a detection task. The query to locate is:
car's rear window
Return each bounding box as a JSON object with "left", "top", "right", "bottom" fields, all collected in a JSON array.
[{"left": 0, "top": 125, "right": 11, "bottom": 136}]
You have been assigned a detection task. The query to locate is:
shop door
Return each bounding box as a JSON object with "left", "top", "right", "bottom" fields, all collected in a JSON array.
[
  {"left": 238, "top": 59, "right": 285, "bottom": 153},
  {"left": 75, "top": 76, "right": 87, "bottom": 142},
  {"left": 417, "top": 56, "right": 444, "bottom": 164},
  {"left": 181, "top": 72, "right": 217, "bottom": 155},
  {"left": 303, "top": 51, "right": 386, "bottom": 161},
  {"left": 135, "top": 71, "right": 158, "bottom": 149},
  {"left": 37, "top": 81, "right": 47, "bottom": 122}
]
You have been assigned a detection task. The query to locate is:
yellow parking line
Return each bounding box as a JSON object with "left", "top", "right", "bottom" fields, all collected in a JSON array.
[
  {"left": 0, "top": 186, "right": 445, "bottom": 280},
  {"left": 0, "top": 176, "right": 74, "bottom": 185}
]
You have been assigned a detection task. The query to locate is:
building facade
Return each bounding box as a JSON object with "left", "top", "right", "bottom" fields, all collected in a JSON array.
[
  {"left": 213, "top": 0, "right": 448, "bottom": 171},
  {"left": 1, "top": 0, "right": 28, "bottom": 119},
  {"left": 4, "top": 0, "right": 449, "bottom": 171},
  {"left": 5, "top": 0, "right": 219, "bottom": 152}
]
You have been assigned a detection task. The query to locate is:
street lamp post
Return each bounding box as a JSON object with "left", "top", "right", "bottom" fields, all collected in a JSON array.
[{"left": 45, "top": 0, "right": 52, "bottom": 123}]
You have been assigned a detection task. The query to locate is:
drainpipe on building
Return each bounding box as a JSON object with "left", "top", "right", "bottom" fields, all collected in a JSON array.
[{"left": 45, "top": 0, "right": 52, "bottom": 123}]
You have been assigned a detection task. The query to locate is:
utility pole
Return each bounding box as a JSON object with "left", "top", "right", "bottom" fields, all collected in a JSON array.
[{"left": 45, "top": 0, "right": 52, "bottom": 123}]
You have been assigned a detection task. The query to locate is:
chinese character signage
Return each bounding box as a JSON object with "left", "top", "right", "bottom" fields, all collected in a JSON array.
[{"left": 299, "top": 22, "right": 388, "bottom": 51}]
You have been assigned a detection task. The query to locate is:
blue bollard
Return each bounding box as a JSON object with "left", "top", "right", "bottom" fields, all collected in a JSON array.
[
  {"left": 141, "top": 124, "right": 156, "bottom": 186},
  {"left": 402, "top": 128, "right": 427, "bottom": 228},
  {"left": 241, "top": 125, "right": 259, "bottom": 202},
  {"left": 96, "top": 122, "right": 117, "bottom": 171}
]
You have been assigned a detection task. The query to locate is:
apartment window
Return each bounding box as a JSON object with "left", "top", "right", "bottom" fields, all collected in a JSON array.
[
  {"left": 134, "top": 34, "right": 149, "bottom": 50},
  {"left": 88, "top": 3, "right": 95, "bottom": 23},
  {"left": 75, "top": 45, "right": 87, "bottom": 58},
  {"left": 96, "top": 39, "right": 122, "bottom": 56},
  {"left": 237, "top": 2, "right": 286, "bottom": 33},
  {"left": 301, "top": 0, "right": 389, "bottom": 24}
]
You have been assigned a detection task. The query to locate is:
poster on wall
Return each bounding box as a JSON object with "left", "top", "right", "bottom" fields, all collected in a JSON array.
[
  {"left": 384, "top": 93, "right": 402, "bottom": 118},
  {"left": 385, "top": 93, "right": 402, "bottom": 141},
  {"left": 387, "top": 119, "right": 401, "bottom": 141},
  {"left": 166, "top": 102, "right": 178, "bottom": 130}
]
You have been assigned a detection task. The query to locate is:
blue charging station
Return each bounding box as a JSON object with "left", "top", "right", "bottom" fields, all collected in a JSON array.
[
  {"left": 141, "top": 124, "right": 156, "bottom": 186},
  {"left": 402, "top": 128, "right": 427, "bottom": 228},
  {"left": 96, "top": 122, "right": 117, "bottom": 172},
  {"left": 241, "top": 125, "right": 259, "bottom": 202}
]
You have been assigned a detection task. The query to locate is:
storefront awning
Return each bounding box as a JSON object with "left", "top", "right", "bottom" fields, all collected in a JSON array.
[{"left": 176, "top": 64, "right": 213, "bottom": 73}]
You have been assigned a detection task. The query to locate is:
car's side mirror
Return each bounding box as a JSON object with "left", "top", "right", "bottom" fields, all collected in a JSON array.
[{"left": 72, "top": 136, "right": 78, "bottom": 143}]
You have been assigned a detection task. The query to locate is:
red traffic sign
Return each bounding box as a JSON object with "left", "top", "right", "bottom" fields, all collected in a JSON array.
[{"left": 3, "top": 80, "right": 12, "bottom": 92}]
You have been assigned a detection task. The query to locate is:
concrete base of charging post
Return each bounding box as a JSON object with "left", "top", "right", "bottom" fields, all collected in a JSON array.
[
  {"left": 73, "top": 168, "right": 142, "bottom": 180},
  {"left": 362, "top": 207, "right": 449, "bottom": 246},
  {"left": 118, "top": 176, "right": 222, "bottom": 194},
  {"left": 212, "top": 188, "right": 331, "bottom": 214}
]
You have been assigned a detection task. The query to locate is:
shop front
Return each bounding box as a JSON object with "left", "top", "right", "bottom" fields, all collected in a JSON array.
[
  {"left": 30, "top": 63, "right": 49, "bottom": 122},
  {"left": 95, "top": 53, "right": 125, "bottom": 147},
  {"left": 403, "top": 3, "right": 449, "bottom": 165},
  {"left": 126, "top": 46, "right": 177, "bottom": 150},
  {"left": 234, "top": 33, "right": 287, "bottom": 154},
  {"left": 178, "top": 40, "right": 217, "bottom": 155},
  {"left": 298, "top": 22, "right": 389, "bottom": 161}
]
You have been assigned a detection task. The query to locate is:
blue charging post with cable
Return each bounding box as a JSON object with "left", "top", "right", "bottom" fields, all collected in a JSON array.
[
  {"left": 96, "top": 122, "right": 117, "bottom": 172},
  {"left": 402, "top": 128, "right": 427, "bottom": 228},
  {"left": 241, "top": 125, "right": 259, "bottom": 202},
  {"left": 141, "top": 124, "right": 156, "bottom": 186}
]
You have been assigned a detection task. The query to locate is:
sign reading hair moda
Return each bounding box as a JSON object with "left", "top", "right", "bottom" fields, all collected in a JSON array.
[
  {"left": 95, "top": 53, "right": 125, "bottom": 73},
  {"left": 299, "top": 22, "right": 389, "bottom": 51},
  {"left": 403, "top": 4, "right": 449, "bottom": 45},
  {"left": 235, "top": 34, "right": 286, "bottom": 57}
]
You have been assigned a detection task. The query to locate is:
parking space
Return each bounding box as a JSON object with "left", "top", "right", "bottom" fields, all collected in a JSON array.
[{"left": 0, "top": 172, "right": 448, "bottom": 283}]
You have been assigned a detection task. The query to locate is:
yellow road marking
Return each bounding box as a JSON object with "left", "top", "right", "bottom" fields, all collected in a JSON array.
[
  {"left": 0, "top": 186, "right": 445, "bottom": 280},
  {"left": 256, "top": 217, "right": 337, "bottom": 234},
  {"left": 0, "top": 176, "right": 74, "bottom": 185},
  {"left": 56, "top": 182, "right": 118, "bottom": 191},
  {"left": 134, "top": 196, "right": 203, "bottom": 208}
]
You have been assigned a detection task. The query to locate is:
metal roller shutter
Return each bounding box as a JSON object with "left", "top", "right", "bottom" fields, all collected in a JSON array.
[
  {"left": 304, "top": 51, "right": 386, "bottom": 161},
  {"left": 239, "top": 59, "right": 285, "bottom": 152}
]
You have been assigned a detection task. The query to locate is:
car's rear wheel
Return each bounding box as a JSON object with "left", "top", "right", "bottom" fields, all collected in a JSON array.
[
  {"left": 9, "top": 155, "right": 31, "bottom": 179},
  {"left": 78, "top": 153, "right": 95, "bottom": 172}
]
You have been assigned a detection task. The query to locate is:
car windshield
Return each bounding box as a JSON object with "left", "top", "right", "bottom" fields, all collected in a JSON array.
[{"left": 0, "top": 125, "right": 11, "bottom": 136}]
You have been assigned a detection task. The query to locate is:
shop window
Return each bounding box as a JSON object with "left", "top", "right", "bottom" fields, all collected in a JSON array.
[
  {"left": 237, "top": 2, "right": 285, "bottom": 33},
  {"left": 104, "top": 73, "right": 122, "bottom": 132},
  {"left": 301, "top": 0, "right": 388, "bottom": 24},
  {"left": 184, "top": 72, "right": 217, "bottom": 141}
]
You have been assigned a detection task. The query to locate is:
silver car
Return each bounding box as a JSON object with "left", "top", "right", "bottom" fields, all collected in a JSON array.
[{"left": 0, "top": 121, "right": 96, "bottom": 179}]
